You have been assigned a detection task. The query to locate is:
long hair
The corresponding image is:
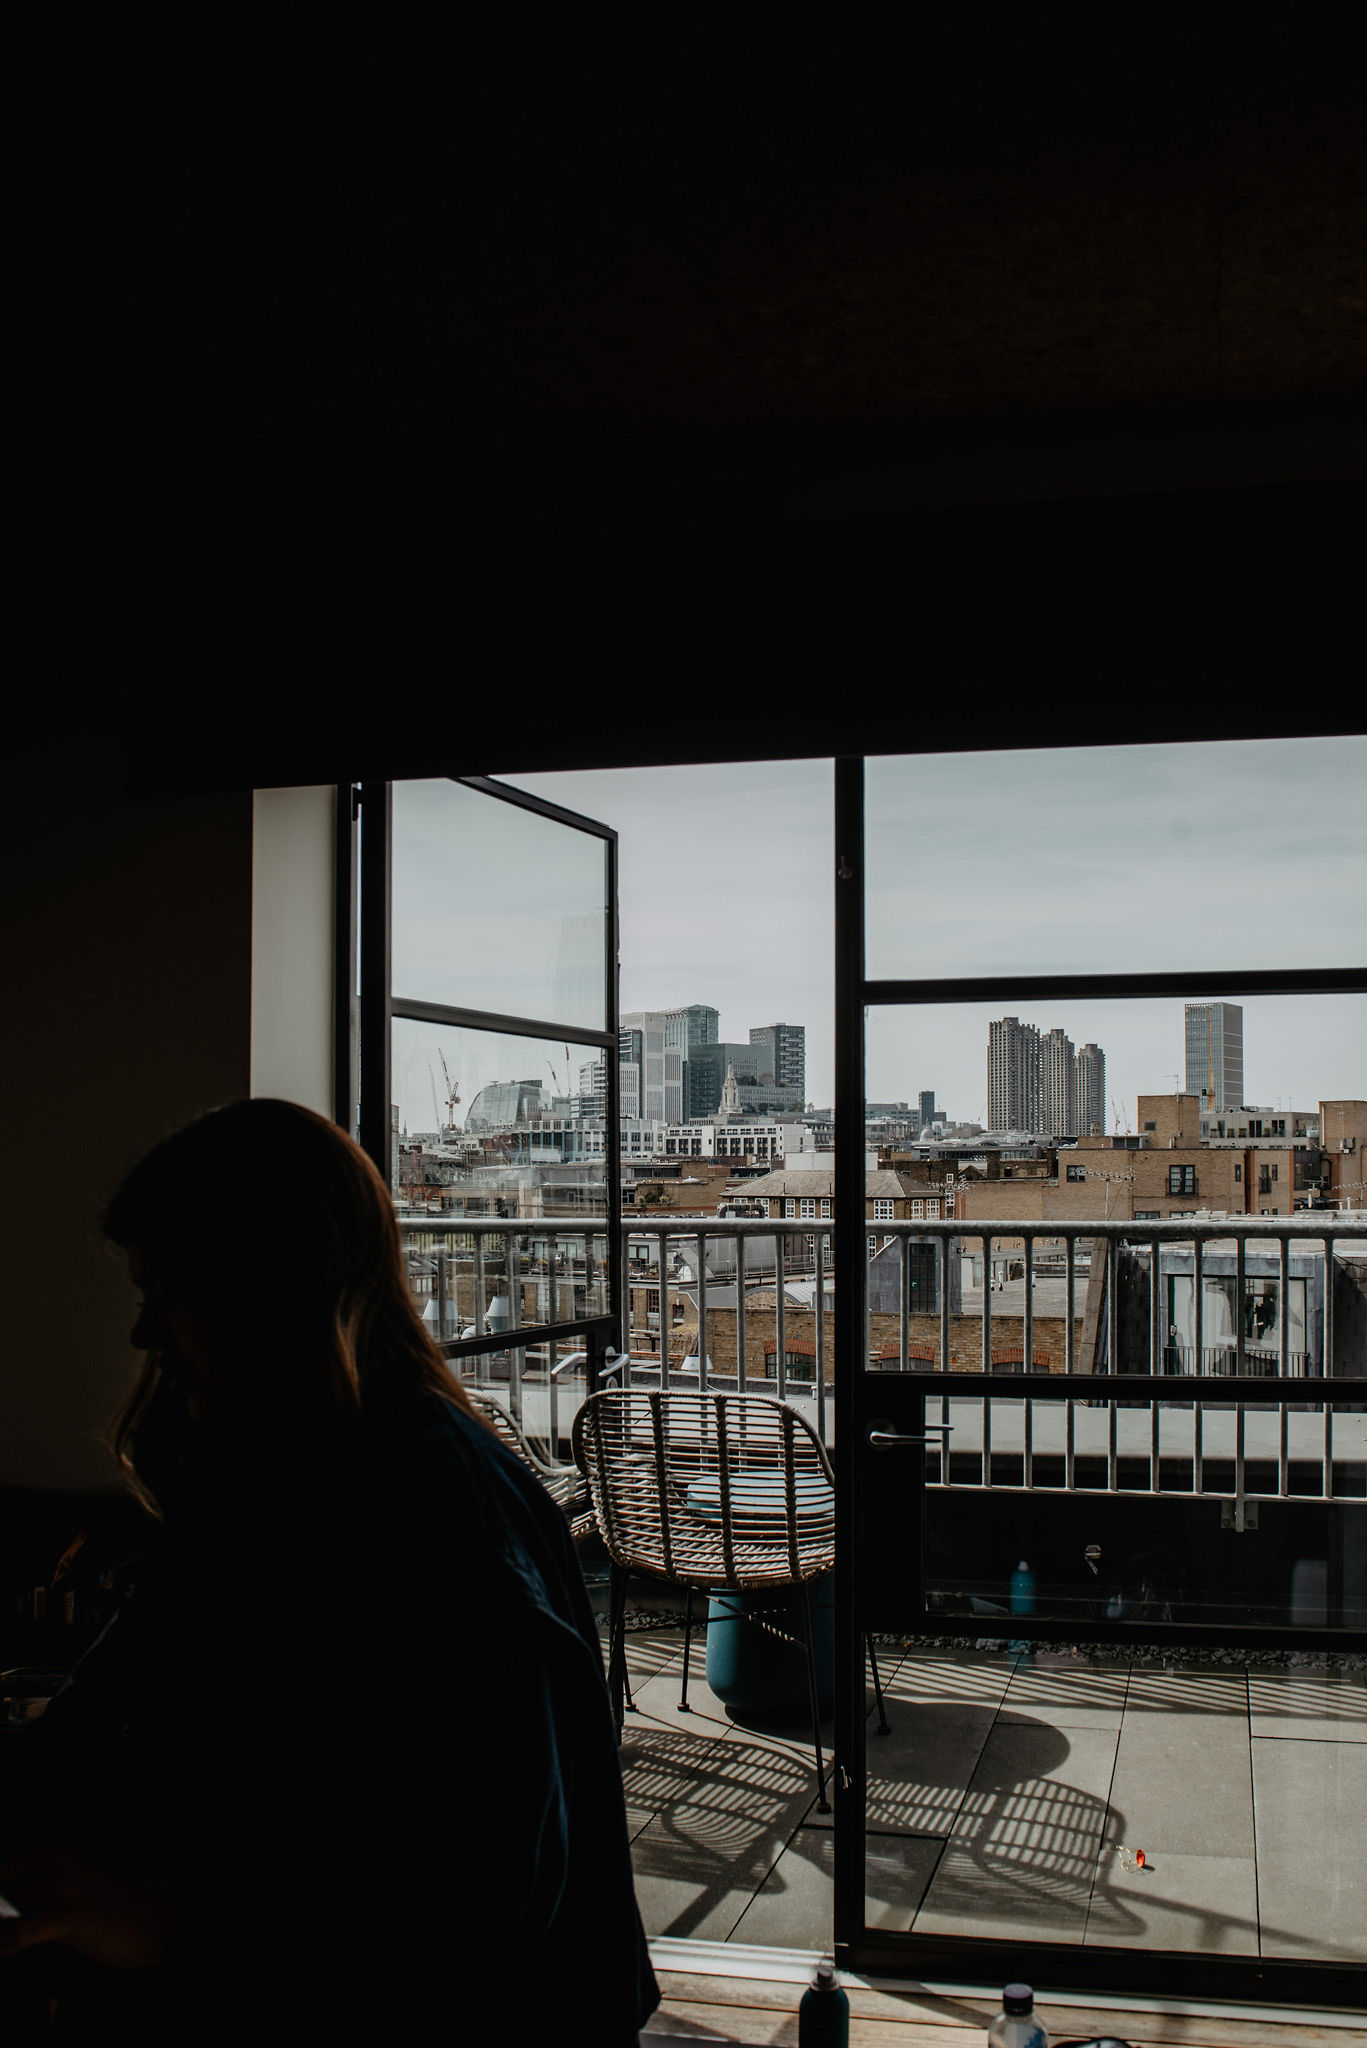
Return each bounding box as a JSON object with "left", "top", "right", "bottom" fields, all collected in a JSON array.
[{"left": 102, "top": 1098, "right": 480, "bottom": 1521}]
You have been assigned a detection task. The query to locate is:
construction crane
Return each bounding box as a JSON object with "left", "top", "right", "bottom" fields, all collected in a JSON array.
[
  {"left": 437, "top": 1050, "right": 461, "bottom": 1130},
  {"left": 1111, "top": 1095, "right": 1130, "bottom": 1135},
  {"left": 545, "top": 1045, "right": 573, "bottom": 1101}
]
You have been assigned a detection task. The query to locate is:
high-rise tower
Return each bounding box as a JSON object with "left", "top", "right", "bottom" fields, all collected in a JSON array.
[
  {"left": 1184, "top": 1002, "right": 1244, "bottom": 1113},
  {"left": 988, "top": 1016, "right": 1042, "bottom": 1131},
  {"left": 1077, "top": 1043, "right": 1106, "bottom": 1136},
  {"left": 1041, "top": 1027, "right": 1079, "bottom": 1138},
  {"left": 749, "top": 1022, "right": 806, "bottom": 1100}
]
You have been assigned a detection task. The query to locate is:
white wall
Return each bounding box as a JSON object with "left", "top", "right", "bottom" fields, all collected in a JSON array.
[{"left": 250, "top": 786, "right": 336, "bottom": 1118}]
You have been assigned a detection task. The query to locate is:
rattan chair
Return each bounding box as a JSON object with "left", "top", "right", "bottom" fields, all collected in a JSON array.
[
  {"left": 572, "top": 1388, "right": 889, "bottom": 1811},
  {"left": 465, "top": 1388, "right": 597, "bottom": 1542}
]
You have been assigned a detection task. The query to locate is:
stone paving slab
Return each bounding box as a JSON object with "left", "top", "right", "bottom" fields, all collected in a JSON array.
[
  {"left": 1252, "top": 1735, "right": 1367, "bottom": 1962},
  {"left": 1085, "top": 1848, "right": 1260, "bottom": 1953},
  {"left": 912, "top": 1720, "right": 1122, "bottom": 1942}
]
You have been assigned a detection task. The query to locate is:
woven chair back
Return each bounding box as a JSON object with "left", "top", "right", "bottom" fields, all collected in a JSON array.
[
  {"left": 572, "top": 1389, "right": 835, "bottom": 1590},
  {"left": 465, "top": 1388, "right": 591, "bottom": 1527}
]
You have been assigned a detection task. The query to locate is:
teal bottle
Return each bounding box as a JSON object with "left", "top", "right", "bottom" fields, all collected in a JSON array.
[
  {"left": 1008, "top": 1559, "right": 1036, "bottom": 1656},
  {"left": 799, "top": 1957, "right": 849, "bottom": 2046}
]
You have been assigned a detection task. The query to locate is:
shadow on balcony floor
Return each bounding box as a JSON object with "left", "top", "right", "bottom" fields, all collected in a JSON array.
[{"left": 611, "top": 1624, "right": 1367, "bottom": 1963}]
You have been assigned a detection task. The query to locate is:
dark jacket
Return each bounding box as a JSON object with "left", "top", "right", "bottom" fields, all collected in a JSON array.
[{"left": 3, "top": 1390, "right": 659, "bottom": 2044}]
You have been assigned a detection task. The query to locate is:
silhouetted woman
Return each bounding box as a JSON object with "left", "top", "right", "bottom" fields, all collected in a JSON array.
[{"left": 0, "top": 1100, "right": 659, "bottom": 2043}]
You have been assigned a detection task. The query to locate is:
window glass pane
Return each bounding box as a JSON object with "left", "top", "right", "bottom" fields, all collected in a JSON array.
[
  {"left": 392, "top": 1016, "right": 610, "bottom": 1226},
  {"left": 863, "top": 987, "right": 1365, "bottom": 1377},
  {"left": 392, "top": 779, "right": 608, "bottom": 1030},
  {"left": 392, "top": 1017, "right": 612, "bottom": 1350},
  {"left": 866, "top": 736, "right": 1367, "bottom": 980}
]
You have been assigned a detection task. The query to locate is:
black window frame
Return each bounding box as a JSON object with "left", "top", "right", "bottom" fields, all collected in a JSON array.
[
  {"left": 833, "top": 750, "right": 1367, "bottom": 2010},
  {"left": 346, "top": 775, "right": 623, "bottom": 1377}
]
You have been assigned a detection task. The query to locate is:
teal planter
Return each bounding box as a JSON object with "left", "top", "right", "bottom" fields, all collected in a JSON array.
[{"left": 705, "top": 1571, "right": 835, "bottom": 1717}]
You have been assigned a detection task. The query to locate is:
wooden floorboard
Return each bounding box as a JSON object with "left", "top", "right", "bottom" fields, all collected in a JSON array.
[{"left": 647, "top": 1968, "right": 1367, "bottom": 2045}]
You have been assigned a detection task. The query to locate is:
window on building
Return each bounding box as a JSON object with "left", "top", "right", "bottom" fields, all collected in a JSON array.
[
  {"left": 820, "top": 1197, "right": 831, "bottom": 1218},
  {"left": 927, "top": 1199, "right": 940, "bottom": 1218},
  {"left": 784, "top": 1198, "right": 796, "bottom": 1217},
  {"left": 910, "top": 1199, "right": 924, "bottom": 1219},
  {"left": 873, "top": 1198, "right": 895, "bottom": 1221},
  {"left": 1134, "top": 1209, "right": 1160, "bottom": 1220},
  {"left": 1234, "top": 1163, "right": 1242, "bottom": 1181},
  {"left": 1066, "top": 1163, "right": 1086, "bottom": 1182},
  {"left": 799, "top": 1197, "right": 816, "bottom": 1219},
  {"left": 1168, "top": 1165, "right": 1196, "bottom": 1195}
]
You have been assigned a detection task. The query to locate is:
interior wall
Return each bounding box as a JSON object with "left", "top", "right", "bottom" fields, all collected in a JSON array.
[
  {"left": 2, "top": 687, "right": 254, "bottom": 1491},
  {"left": 250, "top": 785, "right": 336, "bottom": 1119}
]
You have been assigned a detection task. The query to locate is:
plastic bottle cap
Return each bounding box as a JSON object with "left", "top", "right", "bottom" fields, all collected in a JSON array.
[
  {"left": 1016, "top": 1560, "right": 1030, "bottom": 1571},
  {"left": 813, "top": 1958, "right": 837, "bottom": 1990},
  {"left": 1003, "top": 1983, "right": 1034, "bottom": 2014}
]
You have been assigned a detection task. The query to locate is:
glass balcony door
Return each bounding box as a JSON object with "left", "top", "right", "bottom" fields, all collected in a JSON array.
[{"left": 833, "top": 749, "right": 1367, "bottom": 2008}]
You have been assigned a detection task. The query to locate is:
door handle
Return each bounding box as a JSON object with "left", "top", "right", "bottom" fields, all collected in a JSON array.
[{"left": 867, "top": 1419, "right": 953, "bottom": 1448}]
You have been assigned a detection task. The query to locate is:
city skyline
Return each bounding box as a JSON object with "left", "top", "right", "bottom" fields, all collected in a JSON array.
[{"left": 391, "top": 745, "right": 1364, "bottom": 1132}]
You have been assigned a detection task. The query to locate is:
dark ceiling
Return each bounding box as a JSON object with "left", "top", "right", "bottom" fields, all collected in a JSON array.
[{"left": 14, "top": 15, "right": 1366, "bottom": 783}]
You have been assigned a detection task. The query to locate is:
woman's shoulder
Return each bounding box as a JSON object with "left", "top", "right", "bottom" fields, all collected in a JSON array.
[{"left": 369, "top": 1388, "right": 572, "bottom": 1555}]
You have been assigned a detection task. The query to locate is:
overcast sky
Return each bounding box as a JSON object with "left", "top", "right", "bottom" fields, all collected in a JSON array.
[{"left": 395, "top": 740, "right": 1365, "bottom": 1132}]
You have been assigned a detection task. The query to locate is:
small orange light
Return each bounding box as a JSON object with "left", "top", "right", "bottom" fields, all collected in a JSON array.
[{"left": 1135, "top": 1850, "right": 1146, "bottom": 1868}]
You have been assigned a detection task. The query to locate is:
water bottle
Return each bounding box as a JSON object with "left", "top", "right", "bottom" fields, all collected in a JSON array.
[
  {"left": 798, "top": 1956, "right": 849, "bottom": 2046},
  {"left": 1008, "top": 1559, "right": 1036, "bottom": 1654},
  {"left": 987, "top": 1982, "right": 1048, "bottom": 2047}
]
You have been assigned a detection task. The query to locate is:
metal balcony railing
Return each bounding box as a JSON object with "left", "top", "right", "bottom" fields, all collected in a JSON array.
[{"left": 398, "top": 1212, "right": 1367, "bottom": 1506}]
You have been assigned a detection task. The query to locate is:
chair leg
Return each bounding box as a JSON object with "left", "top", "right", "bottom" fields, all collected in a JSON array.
[
  {"left": 866, "top": 1633, "right": 890, "bottom": 1735},
  {"left": 607, "top": 1564, "right": 636, "bottom": 1736},
  {"left": 802, "top": 1580, "right": 831, "bottom": 1814},
  {"left": 679, "top": 1586, "right": 695, "bottom": 1711}
]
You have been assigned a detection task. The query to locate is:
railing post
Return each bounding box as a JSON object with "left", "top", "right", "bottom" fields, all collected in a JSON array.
[
  {"left": 507, "top": 1230, "right": 523, "bottom": 1426},
  {"left": 900, "top": 1234, "right": 911, "bottom": 1371},
  {"left": 696, "top": 1228, "right": 708, "bottom": 1393},
  {"left": 736, "top": 1230, "right": 748, "bottom": 1393},
  {"left": 982, "top": 1233, "right": 992, "bottom": 1374},
  {"left": 1023, "top": 1230, "right": 1033, "bottom": 1373},
  {"left": 776, "top": 1233, "right": 788, "bottom": 1401},
  {"left": 474, "top": 1236, "right": 488, "bottom": 1370},
  {"left": 814, "top": 1230, "right": 825, "bottom": 1439},
  {"left": 658, "top": 1231, "right": 670, "bottom": 1386}
]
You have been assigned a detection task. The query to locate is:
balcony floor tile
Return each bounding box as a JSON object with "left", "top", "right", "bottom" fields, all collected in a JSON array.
[
  {"left": 1251, "top": 1735, "right": 1367, "bottom": 1961},
  {"left": 1084, "top": 1849, "right": 1260, "bottom": 1952}
]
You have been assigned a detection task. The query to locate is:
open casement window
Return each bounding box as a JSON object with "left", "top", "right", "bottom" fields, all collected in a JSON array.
[{"left": 351, "top": 776, "right": 621, "bottom": 1380}]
